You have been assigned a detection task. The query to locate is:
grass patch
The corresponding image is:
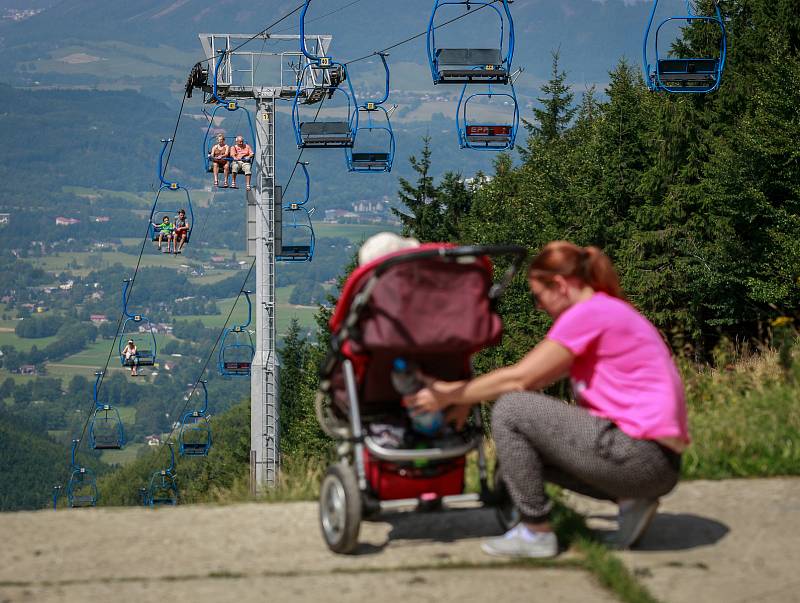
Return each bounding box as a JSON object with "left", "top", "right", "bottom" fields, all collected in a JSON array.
[
  {"left": 576, "top": 538, "right": 661, "bottom": 603},
  {"left": 0, "top": 330, "right": 59, "bottom": 351},
  {"left": 101, "top": 443, "right": 145, "bottom": 467},
  {"left": 26, "top": 249, "right": 190, "bottom": 275},
  {"left": 682, "top": 344, "right": 800, "bottom": 479},
  {"left": 313, "top": 222, "right": 399, "bottom": 244},
  {"left": 178, "top": 291, "right": 318, "bottom": 335}
]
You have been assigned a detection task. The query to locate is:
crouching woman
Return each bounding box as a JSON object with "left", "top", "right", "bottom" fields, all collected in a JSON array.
[{"left": 405, "top": 241, "right": 688, "bottom": 558}]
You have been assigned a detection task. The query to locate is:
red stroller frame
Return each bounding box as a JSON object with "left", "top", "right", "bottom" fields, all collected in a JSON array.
[{"left": 316, "top": 244, "right": 527, "bottom": 553}]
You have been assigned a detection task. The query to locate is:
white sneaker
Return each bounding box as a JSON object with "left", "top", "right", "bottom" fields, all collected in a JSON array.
[{"left": 481, "top": 524, "right": 558, "bottom": 558}]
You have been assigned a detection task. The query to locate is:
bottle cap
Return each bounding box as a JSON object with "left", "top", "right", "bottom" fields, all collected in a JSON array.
[{"left": 392, "top": 357, "right": 407, "bottom": 371}]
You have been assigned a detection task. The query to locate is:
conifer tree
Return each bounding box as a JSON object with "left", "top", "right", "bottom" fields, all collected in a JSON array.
[{"left": 528, "top": 50, "right": 576, "bottom": 142}]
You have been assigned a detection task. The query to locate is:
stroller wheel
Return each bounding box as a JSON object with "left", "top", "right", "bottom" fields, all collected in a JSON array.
[
  {"left": 319, "top": 463, "right": 362, "bottom": 554},
  {"left": 494, "top": 464, "right": 521, "bottom": 532}
]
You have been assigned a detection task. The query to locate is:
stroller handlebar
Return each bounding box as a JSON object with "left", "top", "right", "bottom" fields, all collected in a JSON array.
[{"left": 371, "top": 244, "right": 528, "bottom": 299}]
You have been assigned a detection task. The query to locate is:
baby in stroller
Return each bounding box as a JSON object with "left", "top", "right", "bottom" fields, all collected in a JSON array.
[{"left": 315, "top": 236, "right": 527, "bottom": 553}]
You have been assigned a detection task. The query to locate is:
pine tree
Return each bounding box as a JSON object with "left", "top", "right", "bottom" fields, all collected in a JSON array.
[{"left": 527, "top": 50, "right": 576, "bottom": 143}]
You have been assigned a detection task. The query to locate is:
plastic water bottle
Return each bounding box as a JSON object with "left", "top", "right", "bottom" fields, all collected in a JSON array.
[{"left": 391, "top": 357, "right": 444, "bottom": 436}]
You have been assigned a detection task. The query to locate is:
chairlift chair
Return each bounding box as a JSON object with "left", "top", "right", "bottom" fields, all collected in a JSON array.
[
  {"left": 202, "top": 51, "right": 257, "bottom": 173},
  {"left": 218, "top": 291, "right": 254, "bottom": 377},
  {"left": 66, "top": 439, "right": 98, "bottom": 508},
  {"left": 148, "top": 138, "right": 194, "bottom": 246},
  {"left": 119, "top": 279, "right": 157, "bottom": 368},
  {"left": 643, "top": 0, "right": 727, "bottom": 94},
  {"left": 456, "top": 80, "right": 519, "bottom": 151},
  {"left": 88, "top": 371, "right": 125, "bottom": 450},
  {"left": 427, "top": 0, "right": 515, "bottom": 85},
  {"left": 52, "top": 484, "right": 62, "bottom": 510},
  {"left": 146, "top": 443, "right": 179, "bottom": 506},
  {"left": 346, "top": 54, "right": 396, "bottom": 173},
  {"left": 278, "top": 163, "right": 316, "bottom": 262},
  {"left": 292, "top": 1, "right": 358, "bottom": 149},
  {"left": 179, "top": 380, "right": 212, "bottom": 457}
]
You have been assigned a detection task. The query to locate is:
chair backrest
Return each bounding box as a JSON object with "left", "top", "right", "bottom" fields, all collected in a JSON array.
[
  {"left": 437, "top": 48, "right": 503, "bottom": 66},
  {"left": 301, "top": 122, "right": 351, "bottom": 136}
]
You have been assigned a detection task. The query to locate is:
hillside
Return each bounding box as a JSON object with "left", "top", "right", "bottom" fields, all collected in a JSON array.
[{"left": 0, "top": 412, "right": 107, "bottom": 510}]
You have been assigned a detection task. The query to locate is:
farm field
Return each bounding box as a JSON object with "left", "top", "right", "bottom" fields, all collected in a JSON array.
[
  {"left": 179, "top": 289, "right": 319, "bottom": 335},
  {"left": 0, "top": 331, "right": 59, "bottom": 352},
  {"left": 46, "top": 334, "right": 173, "bottom": 371},
  {"left": 26, "top": 249, "right": 201, "bottom": 275},
  {"left": 313, "top": 222, "right": 399, "bottom": 243},
  {"left": 100, "top": 442, "right": 144, "bottom": 467}
]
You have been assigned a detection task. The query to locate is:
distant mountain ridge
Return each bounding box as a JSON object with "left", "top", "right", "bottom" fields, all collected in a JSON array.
[{"left": 0, "top": 0, "right": 653, "bottom": 94}]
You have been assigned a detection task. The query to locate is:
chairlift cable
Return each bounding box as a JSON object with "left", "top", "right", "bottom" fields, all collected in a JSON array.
[
  {"left": 72, "top": 91, "right": 190, "bottom": 452},
  {"left": 344, "top": 0, "right": 505, "bottom": 65},
  {"left": 58, "top": 1, "right": 330, "bottom": 498},
  {"left": 273, "top": 0, "right": 365, "bottom": 34}
]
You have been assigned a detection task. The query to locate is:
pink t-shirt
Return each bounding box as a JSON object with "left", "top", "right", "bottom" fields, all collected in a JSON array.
[{"left": 547, "top": 292, "right": 689, "bottom": 443}]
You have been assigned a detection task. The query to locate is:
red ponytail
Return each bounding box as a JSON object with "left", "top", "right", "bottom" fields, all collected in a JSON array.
[{"left": 528, "top": 241, "right": 624, "bottom": 299}]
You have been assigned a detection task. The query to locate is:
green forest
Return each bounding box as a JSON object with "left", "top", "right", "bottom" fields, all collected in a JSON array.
[{"left": 4, "top": 0, "right": 799, "bottom": 511}]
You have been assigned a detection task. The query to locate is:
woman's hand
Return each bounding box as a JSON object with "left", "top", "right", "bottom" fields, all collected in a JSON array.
[
  {"left": 403, "top": 379, "right": 465, "bottom": 415},
  {"left": 403, "top": 386, "right": 443, "bottom": 415}
]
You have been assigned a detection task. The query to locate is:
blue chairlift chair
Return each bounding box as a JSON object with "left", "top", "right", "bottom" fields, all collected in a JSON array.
[
  {"left": 292, "top": 1, "right": 358, "bottom": 149},
  {"left": 218, "top": 290, "right": 255, "bottom": 377},
  {"left": 52, "top": 485, "right": 62, "bottom": 510},
  {"left": 119, "top": 279, "right": 157, "bottom": 369},
  {"left": 456, "top": 79, "right": 519, "bottom": 151},
  {"left": 179, "top": 380, "right": 212, "bottom": 457},
  {"left": 202, "top": 50, "right": 257, "bottom": 176},
  {"left": 643, "top": 0, "right": 726, "bottom": 94},
  {"left": 88, "top": 371, "right": 125, "bottom": 450},
  {"left": 66, "top": 439, "right": 98, "bottom": 508},
  {"left": 146, "top": 443, "right": 179, "bottom": 506},
  {"left": 426, "top": 0, "right": 515, "bottom": 85},
  {"left": 148, "top": 138, "right": 194, "bottom": 248},
  {"left": 346, "top": 54, "right": 396, "bottom": 173},
  {"left": 277, "top": 162, "right": 315, "bottom": 263}
]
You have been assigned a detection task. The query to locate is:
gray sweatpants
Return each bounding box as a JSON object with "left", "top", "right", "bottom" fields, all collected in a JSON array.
[{"left": 492, "top": 392, "right": 681, "bottom": 523}]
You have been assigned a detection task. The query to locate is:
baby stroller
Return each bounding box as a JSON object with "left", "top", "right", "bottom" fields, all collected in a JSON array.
[{"left": 316, "top": 243, "right": 527, "bottom": 553}]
